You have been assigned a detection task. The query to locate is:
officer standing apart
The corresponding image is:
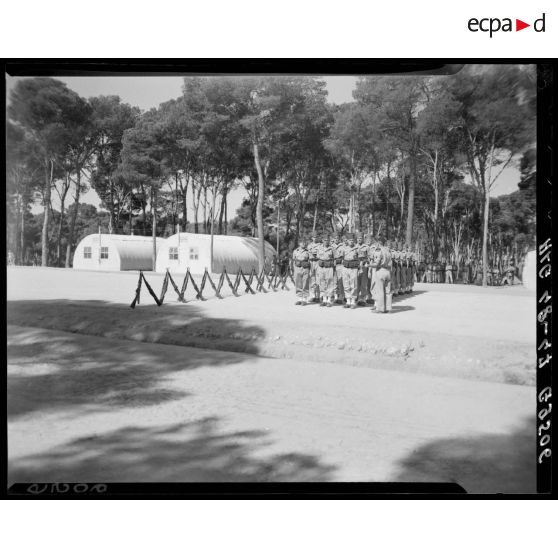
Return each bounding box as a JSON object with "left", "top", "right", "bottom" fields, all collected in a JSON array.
[
  {"left": 342, "top": 233, "right": 360, "bottom": 309},
  {"left": 371, "top": 240, "right": 392, "bottom": 313},
  {"left": 317, "top": 233, "right": 335, "bottom": 307},
  {"left": 292, "top": 237, "right": 311, "bottom": 305}
]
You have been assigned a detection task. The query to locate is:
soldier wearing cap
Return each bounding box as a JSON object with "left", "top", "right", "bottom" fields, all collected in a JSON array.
[
  {"left": 502, "top": 257, "right": 516, "bottom": 286},
  {"left": 317, "top": 233, "right": 335, "bottom": 307},
  {"left": 367, "top": 237, "right": 378, "bottom": 304},
  {"left": 342, "top": 233, "right": 360, "bottom": 309},
  {"left": 389, "top": 241, "right": 399, "bottom": 295},
  {"left": 370, "top": 239, "right": 392, "bottom": 313},
  {"left": 307, "top": 232, "right": 321, "bottom": 302},
  {"left": 292, "top": 236, "right": 311, "bottom": 305},
  {"left": 333, "top": 233, "right": 346, "bottom": 303},
  {"left": 357, "top": 232, "right": 371, "bottom": 304}
]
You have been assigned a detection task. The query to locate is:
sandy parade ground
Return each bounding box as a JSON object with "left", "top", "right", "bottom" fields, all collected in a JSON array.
[{"left": 7, "top": 266, "right": 537, "bottom": 493}]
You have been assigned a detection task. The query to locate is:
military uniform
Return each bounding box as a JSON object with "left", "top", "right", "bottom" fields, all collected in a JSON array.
[
  {"left": 307, "top": 237, "right": 321, "bottom": 301},
  {"left": 390, "top": 246, "right": 399, "bottom": 294},
  {"left": 371, "top": 245, "right": 392, "bottom": 313},
  {"left": 445, "top": 260, "right": 453, "bottom": 284},
  {"left": 333, "top": 238, "right": 345, "bottom": 302},
  {"left": 317, "top": 238, "right": 335, "bottom": 306},
  {"left": 357, "top": 235, "right": 371, "bottom": 303},
  {"left": 342, "top": 238, "right": 360, "bottom": 308},
  {"left": 292, "top": 244, "right": 311, "bottom": 304}
]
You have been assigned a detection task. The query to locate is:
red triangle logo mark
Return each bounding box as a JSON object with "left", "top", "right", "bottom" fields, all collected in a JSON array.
[{"left": 516, "top": 19, "right": 530, "bottom": 31}]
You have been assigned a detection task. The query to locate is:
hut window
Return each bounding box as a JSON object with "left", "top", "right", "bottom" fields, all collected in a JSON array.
[
  {"left": 169, "top": 247, "right": 179, "bottom": 260},
  {"left": 83, "top": 246, "right": 92, "bottom": 259},
  {"left": 189, "top": 247, "right": 199, "bottom": 261},
  {"left": 100, "top": 247, "right": 109, "bottom": 259}
]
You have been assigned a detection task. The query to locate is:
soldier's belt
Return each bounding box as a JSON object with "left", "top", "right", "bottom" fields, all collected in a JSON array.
[
  {"left": 335, "top": 258, "right": 343, "bottom": 265},
  {"left": 310, "top": 257, "right": 318, "bottom": 261},
  {"left": 343, "top": 260, "right": 360, "bottom": 268},
  {"left": 318, "top": 260, "right": 334, "bottom": 268},
  {"left": 295, "top": 261, "right": 311, "bottom": 269}
]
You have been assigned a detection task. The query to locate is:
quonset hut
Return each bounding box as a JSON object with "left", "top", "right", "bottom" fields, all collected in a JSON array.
[
  {"left": 73, "top": 233, "right": 162, "bottom": 271},
  {"left": 155, "top": 233, "right": 276, "bottom": 275}
]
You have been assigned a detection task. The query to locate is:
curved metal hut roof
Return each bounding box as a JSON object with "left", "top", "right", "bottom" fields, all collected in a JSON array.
[
  {"left": 74, "top": 234, "right": 162, "bottom": 271},
  {"left": 156, "top": 233, "right": 276, "bottom": 273}
]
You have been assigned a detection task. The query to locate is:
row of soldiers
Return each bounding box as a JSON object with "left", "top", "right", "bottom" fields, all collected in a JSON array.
[
  {"left": 417, "top": 259, "right": 518, "bottom": 285},
  {"left": 292, "top": 232, "right": 417, "bottom": 313}
]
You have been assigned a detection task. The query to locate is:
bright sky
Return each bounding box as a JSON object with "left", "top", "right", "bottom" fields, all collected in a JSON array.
[{"left": 6, "top": 74, "right": 521, "bottom": 216}]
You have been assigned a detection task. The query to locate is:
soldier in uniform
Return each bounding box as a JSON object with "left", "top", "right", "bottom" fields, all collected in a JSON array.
[
  {"left": 333, "top": 233, "right": 345, "bottom": 303},
  {"left": 445, "top": 257, "right": 454, "bottom": 284},
  {"left": 317, "top": 233, "right": 335, "bottom": 307},
  {"left": 292, "top": 237, "right": 311, "bottom": 305},
  {"left": 357, "top": 232, "right": 371, "bottom": 304},
  {"left": 342, "top": 233, "right": 360, "bottom": 309},
  {"left": 390, "top": 241, "right": 399, "bottom": 295},
  {"left": 307, "top": 233, "right": 321, "bottom": 302},
  {"left": 371, "top": 240, "right": 392, "bottom": 313},
  {"left": 367, "top": 237, "right": 377, "bottom": 304},
  {"left": 461, "top": 258, "right": 470, "bottom": 284},
  {"left": 502, "top": 257, "right": 516, "bottom": 286}
]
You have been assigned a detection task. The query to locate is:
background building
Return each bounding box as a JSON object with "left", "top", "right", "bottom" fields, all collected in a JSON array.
[
  {"left": 73, "top": 233, "right": 162, "bottom": 271},
  {"left": 156, "top": 233, "right": 276, "bottom": 275}
]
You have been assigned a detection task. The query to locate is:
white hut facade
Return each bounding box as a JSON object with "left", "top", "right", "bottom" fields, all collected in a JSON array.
[
  {"left": 156, "top": 233, "right": 276, "bottom": 275},
  {"left": 73, "top": 233, "right": 162, "bottom": 271}
]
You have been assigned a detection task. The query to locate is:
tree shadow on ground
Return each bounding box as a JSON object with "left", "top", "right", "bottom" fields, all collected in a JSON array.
[
  {"left": 393, "top": 415, "right": 536, "bottom": 494},
  {"left": 9, "top": 416, "right": 336, "bottom": 484},
  {"left": 7, "top": 300, "right": 265, "bottom": 419}
]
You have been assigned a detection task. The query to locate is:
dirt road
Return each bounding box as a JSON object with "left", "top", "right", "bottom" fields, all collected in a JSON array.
[
  {"left": 7, "top": 267, "right": 537, "bottom": 492},
  {"left": 8, "top": 325, "right": 534, "bottom": 492}
]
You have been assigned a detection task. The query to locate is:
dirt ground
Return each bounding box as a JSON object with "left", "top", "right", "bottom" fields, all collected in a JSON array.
[{"left": 7, "top": 266, "right": 537, "bottom": 492}]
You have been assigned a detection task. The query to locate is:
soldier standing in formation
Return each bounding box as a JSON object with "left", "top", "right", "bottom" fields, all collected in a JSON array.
[
  {"left": 357, "top": 232, "right": 371, "bottom": 304},
  {"left": 502, "top": 257, "right": 516, "bottom": 286},
  {"left": 292, "top": 237, "right": 311, "bottom": 305},
  {"left": 316, "top": 233, "right": 335, "bottom": 307},
  {"left": 342, "top": 233, "right": 360, "bottom": 309},
  {"left": 333, "top": 232, "right": 346, "bottom": 303},
  {"left": 307, "top": 233, "right": 321, "bottom": 302}
]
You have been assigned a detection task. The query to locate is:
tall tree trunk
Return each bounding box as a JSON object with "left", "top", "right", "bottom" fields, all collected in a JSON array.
[
  {"left": 20, "top": 202, "right": 25, "bottom": 264},
  {"left": 140, "top": 184, "right": 147, "bottom": 236},
  {"left": 41, "top": 160, "right": 52, "bottom": 266},
  {"left": 224, "top": 194, "right": 228, "bottom": 235},
  {"left": 405, "top": 153, "right": 416, "bottom": 246},
  {"left": 57, "top": 196, "right": 65, "bottom": 266},
  {"left": 253, "top": 141, "right": 266, "bottom": 273},
  {"left": 109, "top": 180, "right": 114, "bottom": 233},
  {"left": 385, "top": 162, "right": 391, "bottom": 240},
  {"left": 152, "top": 186, "right": 157, "bottom": 270},
  {"left": 482, "top": 186, "right": 490, "bottom": 287},
  {"left": 65, "top": 169, "right": 82, "bottom": 268}
]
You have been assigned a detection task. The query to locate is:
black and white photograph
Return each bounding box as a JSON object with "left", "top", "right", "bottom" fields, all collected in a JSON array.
[{"left": 5, "top": 62, "right": 544, "bottom": 495}]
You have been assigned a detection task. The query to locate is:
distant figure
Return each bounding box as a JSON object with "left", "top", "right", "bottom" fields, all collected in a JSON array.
[
  {"left": 445, "top": 258, "right": 454, "bottom": 284},
  {"left": 502, "top": 258, "right": 516, "bottom": 286},
  {"left": 292, "top": 237, "right": 311, "bottom": 305},
  {"left": 7, "top": 250, "right": 15, "bottom": 266},
  {"left": 461, "top": 260, "right": 471, "bottom": 284}
]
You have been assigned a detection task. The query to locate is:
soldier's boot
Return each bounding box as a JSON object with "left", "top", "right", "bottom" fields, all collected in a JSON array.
[{"left": 350, "top": 298, "right": 357, "bottom": 309}]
